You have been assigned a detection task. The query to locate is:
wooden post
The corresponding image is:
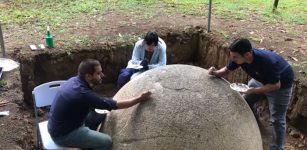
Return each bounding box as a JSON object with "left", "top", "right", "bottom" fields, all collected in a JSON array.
[
  {"left": 273, "top": 0, "right": 279, "bottom": 12},
  {"left": 0, "top": 23, "right": 6, "bottom": 57},
  {"left": 208, "top": 0, "right": 212, "bottom": 33}
]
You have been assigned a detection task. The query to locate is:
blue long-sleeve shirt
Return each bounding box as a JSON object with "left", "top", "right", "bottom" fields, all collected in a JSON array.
[{"left": 48, "top": 76, "right": 117, "bottom": 137}]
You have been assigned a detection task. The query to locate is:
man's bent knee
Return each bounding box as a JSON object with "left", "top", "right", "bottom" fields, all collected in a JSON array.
[
  {"left": 104, "top": 135, "right": 112, "bottom": 148},
  {"left": 95, "top": 134, "right": 112, "bottom": 149}
]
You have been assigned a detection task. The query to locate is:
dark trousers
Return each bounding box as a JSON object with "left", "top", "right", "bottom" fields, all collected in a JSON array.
[
  {"left": 244, "top": 79, "right": 292, "bottom": 150},
  {"left": 117, "top": 68, "right": 138, "bottom": 89},
  {"left": 85, "top": 110, "right": 107, "bottom": 130}
]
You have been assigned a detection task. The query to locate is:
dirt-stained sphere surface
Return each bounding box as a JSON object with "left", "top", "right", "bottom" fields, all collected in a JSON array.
[{"left": 102, "top": 64, "right": 262, "bottom": 150}]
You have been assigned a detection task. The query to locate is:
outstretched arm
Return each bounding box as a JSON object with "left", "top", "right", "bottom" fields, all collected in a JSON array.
[
  {"left": 245, "top": 81, "right": 280, "bottom": 94},
  {"left": 208, "top": 66, "right": 231, "bottom": 77},
  {"left": 116, "top": 91, "right": 152, "bottom": 109}
]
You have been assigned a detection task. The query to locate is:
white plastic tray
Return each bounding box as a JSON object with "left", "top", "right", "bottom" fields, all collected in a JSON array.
[{"left": 230, "top": 83, "right": 249, "bottom": 93}]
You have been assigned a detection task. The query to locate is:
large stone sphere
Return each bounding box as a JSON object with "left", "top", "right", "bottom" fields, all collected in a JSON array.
[{"left": 102, "top": 65, "right": 262, "bottom": 150}]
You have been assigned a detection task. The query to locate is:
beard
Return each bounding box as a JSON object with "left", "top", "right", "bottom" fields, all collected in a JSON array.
[{"left": 91, "top": 78, "right": 102, "bottom": 85}]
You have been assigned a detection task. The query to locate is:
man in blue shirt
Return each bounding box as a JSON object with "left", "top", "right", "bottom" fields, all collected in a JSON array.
[
  {"left": 208, "top": 38, "right": 294, "bottom": 150},
  {"left": 48, "top": 59, "right": 151, "bottom": 149}
]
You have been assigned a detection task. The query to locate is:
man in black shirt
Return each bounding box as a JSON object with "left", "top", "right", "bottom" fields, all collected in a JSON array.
[
  {"left": 208, "top": 38, "right": 294, "bottom": 150},
  {"left": 48, "top": 59, "right": 151, "bottom": 149}
]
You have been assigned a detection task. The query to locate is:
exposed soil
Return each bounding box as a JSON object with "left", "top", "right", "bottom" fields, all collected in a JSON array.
[{"left": 0, "top": 9, "right": 306, "bottom": 150}]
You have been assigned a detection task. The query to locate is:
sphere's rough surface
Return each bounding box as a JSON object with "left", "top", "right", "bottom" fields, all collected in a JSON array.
[{"left": 102, "top": 65, "right": 262, "bottom": 150}]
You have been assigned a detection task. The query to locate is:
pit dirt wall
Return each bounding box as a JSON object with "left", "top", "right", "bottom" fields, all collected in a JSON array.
[
  {"left": 17, "top": 28, "right": 307, "bottom": 134},
  {"left": 18, "top": 29, "right": 200, "bottom": 105}
]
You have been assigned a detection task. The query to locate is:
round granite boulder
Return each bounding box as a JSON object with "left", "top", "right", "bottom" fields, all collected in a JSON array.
[{"left": 102, "top": 64, "right": 262, "bottom": 150}]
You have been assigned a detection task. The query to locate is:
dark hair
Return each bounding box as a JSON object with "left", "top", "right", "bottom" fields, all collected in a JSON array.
[
  {"left": 144, "top": 31, "right": 159, "bottom": 46},
  {"left": 78, "top": 59, "right": 101, "bottom": 79},
  {"left": 229, "top": 38, "right": 252, "bottom": 55}
]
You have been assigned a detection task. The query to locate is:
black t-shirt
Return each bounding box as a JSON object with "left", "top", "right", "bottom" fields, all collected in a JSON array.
[
  {"left": 144, "top": 50, "right": 154, "bottom": 62},
  {"left": 227, "top": 49, "right": 294, "bottom": 89}
]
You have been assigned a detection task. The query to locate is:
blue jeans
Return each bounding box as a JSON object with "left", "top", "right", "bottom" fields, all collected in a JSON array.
[
  {"left": 130, "top": 70, "right": 144, "bottom": 80},
  {"left": 52, "top": 110, "right": 111, "bottom": 150},
  {"left": 244, "top": 79, "right": 293, "bottom": 150},
  {"left": 117, "top": 68, "right": 138, "bottom": 88}
]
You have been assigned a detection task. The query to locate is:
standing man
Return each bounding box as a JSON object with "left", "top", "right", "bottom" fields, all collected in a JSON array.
[
  {"left": 117, "top": 31, "right": 167, "bottom": 88},
  {"left": 208, "top": 38, "right": 294, "bottom": 150},
  {"left": 48, "top": 59, "right": 152, "bottom": 149}
]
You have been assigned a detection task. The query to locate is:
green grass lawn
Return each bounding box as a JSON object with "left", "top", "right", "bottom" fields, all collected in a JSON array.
[{"left": 0, "top": 0, "right": 305, "bottom": 29}]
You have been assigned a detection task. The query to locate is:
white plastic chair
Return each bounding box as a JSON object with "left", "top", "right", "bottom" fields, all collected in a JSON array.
[{"left": 32, "top": 80, "right": 73, "bottom": 150}]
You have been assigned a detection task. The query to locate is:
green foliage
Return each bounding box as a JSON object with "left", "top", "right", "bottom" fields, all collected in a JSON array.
[
  {"left": 74, "top": 35, "right": 91, "bottom": 45},
  {"left": 0, "top": 0, "right": 305, "bottom": 28},
  {"left": 163, "top": 0, "right": 206, "bottom": 16},
  {"left": 115, "top": 33, "right": 138, "bottom": 44},
  {"left": 291, "top": 59, "right": 307, "bottom": 76},
  {"left": 0, "top": 0, "right": 305, "bottom": 47},
  {"left": 250, "top": 34, "right": 262, "bottom": 43},
  {"left": 0, "top": 0, "right": 104, "bottom": 27},
  {"left": 182, "top": 26, "right": 192, "bottom": 33},
  {"left": 219, "top": 30, "right": 230, "bottom": 39},
  {"left": 259, "top": 0, "right": 306, "bottom": 24},
  {"left": 214, "top": 0, "right": 306, "bottom": 24},
  {"left": 0, "top": 80, "right": 7, "bottom": 87}
]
